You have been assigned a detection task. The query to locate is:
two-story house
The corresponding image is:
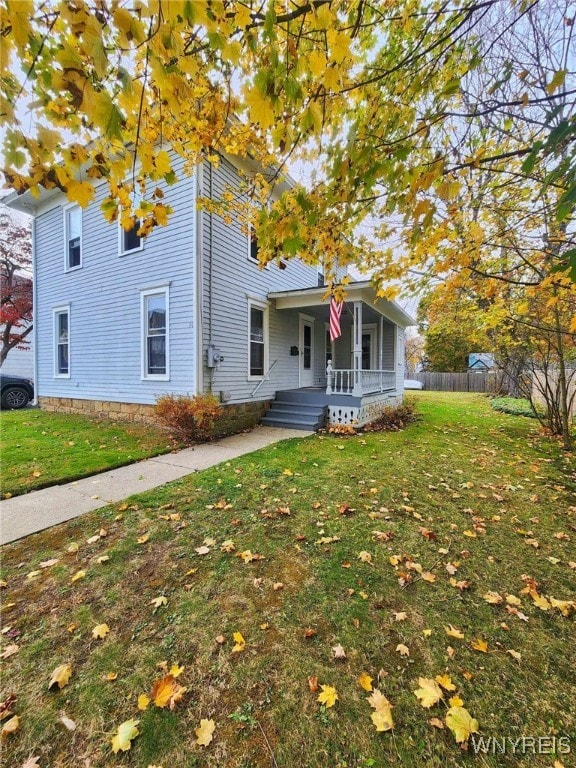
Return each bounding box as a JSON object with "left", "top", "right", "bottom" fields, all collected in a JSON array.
[{"left": 4, "top": 152, "right": 414, "bottom": 431}]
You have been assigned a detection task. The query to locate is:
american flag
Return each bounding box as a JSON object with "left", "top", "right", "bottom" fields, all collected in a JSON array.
[{"left": 329, "top": 297, "right": 343, "bottom": 342}]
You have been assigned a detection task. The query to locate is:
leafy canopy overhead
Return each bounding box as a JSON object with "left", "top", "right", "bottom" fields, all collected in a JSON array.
[{"left": 1, "top": 0, "right": 575, "bottom": 287}]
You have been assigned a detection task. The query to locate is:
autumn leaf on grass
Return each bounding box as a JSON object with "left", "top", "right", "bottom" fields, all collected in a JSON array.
[
  {"left": 367, "top": 689, "right": 393, "bottom": 731},
  {"left": 195, "top": 718, "right": 215, "bottom": 747},
  {"left": 414, "top": 678, "right": 444, "bottom": 708},
  {"left": 71, "top": 570, "right": 86, "bottom": 583},
  {"left": 151, "top": 675, "right": 187, "bottom": 709},
  {"left": 445, "top": 706, "right": 479, "bottom": 744},
  {"left": 151, "top": 596, "right": 168, "bottom": 609},
  {"left": 231, "top": 632, "right": 246, "bottom": 652},
  {"left": 137, "top": 693, "right": 150, "bottom": 710},
  {"left": 445, "top": 625, "right": 465, "bottom": 639},
  {"left": 0, "top": 644, "right": 19, "bottom": 659},
  {"left": 358, "top": 551, "right": 373, "bottom": 564},
  {"left": 237, "top": 550, "right": 265, "bottom": 564},
  {"left": 435, "top": 674, "right": 456, "bottom": 692},
  {"left": 317, "top": 684, "right": 338, "bottom": 708},
  {"left": 358, "top": 672, "right": 373, "bottom": 691},
  {"left": 1, "top": 715, "right": 19, "bottom": 739},
  {"left": 332, "top": 644, "right": 346, "bottom": 659},
  {"left": 92, "top": 623, "right": 110, "bottom": 639},
  {"left": 483, "top": 591, "right": 504, "bottom": 605},
  {"left": 396, "top": 643, "right": 410, "bottom": 657},
  {"left": 49, "top": 663, "right": 73, "bottom": 690},
  {"left": 471, "top": 638, "right": 488, "bottom": 653},
  {"left": 111, "top": 718, "right": 139, "bottom": 753}
]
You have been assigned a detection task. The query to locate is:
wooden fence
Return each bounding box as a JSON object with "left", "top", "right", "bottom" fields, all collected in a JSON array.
[{"left": 415, "top": 372, "right": 501, "bottom": 393}]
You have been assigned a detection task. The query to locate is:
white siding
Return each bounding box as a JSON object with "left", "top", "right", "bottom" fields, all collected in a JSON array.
[
  {"left": 200, "top": 158, "right": 330, "bottom": 403},
  {"left": 0, "top": 339, "right": 33, "bottom": 378},
  {"left": 35, "top": 156, "right": 197, "bottom": 405}
]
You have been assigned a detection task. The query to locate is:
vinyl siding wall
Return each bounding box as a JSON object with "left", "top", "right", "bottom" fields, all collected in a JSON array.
[
  {"left": 200, "top": 158, "right": 333, "bottom": 403},
  {"left": 34, "top": 157, "right": 197, "bottom": 405}
]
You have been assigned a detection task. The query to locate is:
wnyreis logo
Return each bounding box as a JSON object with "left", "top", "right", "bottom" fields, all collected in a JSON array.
[{"left": 470, "top": 736, "right": 571, "bottom": 755}]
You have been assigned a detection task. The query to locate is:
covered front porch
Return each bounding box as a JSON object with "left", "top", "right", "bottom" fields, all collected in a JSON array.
[{"left": 263, "top": 282, "right": 414, "bottom": 428}]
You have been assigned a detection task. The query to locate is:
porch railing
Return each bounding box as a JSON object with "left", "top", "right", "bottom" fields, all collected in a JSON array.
[{"left": 326, "top": 361, "right": 396, "bottom": 396}]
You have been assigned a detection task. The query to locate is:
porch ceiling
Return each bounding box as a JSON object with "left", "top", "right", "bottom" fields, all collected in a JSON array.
[{"left": 268, "top": 281, "right": 416, "bottom": 328}]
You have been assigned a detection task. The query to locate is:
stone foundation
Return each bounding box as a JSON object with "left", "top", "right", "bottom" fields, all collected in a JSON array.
[{"left": 38, "top": 396, "right": 271, "bottom": 434}]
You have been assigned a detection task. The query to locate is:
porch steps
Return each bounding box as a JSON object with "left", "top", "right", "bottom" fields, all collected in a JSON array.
[{"left": 261, "top": 399, "right": 327, "bottom": 431}]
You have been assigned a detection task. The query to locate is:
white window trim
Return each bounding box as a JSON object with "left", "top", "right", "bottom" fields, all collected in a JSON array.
[
  {"left": 141, "top": 286, "right": 170, "bottom": 381},
  {"left": 247, "top": 299, "right": 269, "bottom": 381},
  {"left": 63, "top": 203, "right": 82, "bottom": 272},
  {"left": 53, "top": 304, "right": 71, "bottom": 378},
  {"left": 119, "top": 216, "right": 145, "bottom": 257}
]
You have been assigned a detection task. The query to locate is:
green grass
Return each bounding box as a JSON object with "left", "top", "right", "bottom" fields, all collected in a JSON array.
[
  {"left": 0, "top": 409, "right": 176, "bottom": 497},
  {"left": 1, "top": 393, "right": 575, "bottom": 767}
]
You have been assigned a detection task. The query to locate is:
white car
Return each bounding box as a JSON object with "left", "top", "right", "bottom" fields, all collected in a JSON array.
[{"left": 404, "top": 379, "right": 424, "bottom": 390}]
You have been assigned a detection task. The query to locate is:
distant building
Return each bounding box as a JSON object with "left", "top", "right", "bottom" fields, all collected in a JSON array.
[{"left": 468, "top": 353, "right": 495, "bottom": 371}]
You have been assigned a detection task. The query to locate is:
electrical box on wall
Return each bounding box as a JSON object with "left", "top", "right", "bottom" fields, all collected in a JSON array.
[
  {"left": 207, "top": 344, "right": 224, "bottom": 368},
  {"left": 290, "top": 346, "right": 299, "bottom": 356}
]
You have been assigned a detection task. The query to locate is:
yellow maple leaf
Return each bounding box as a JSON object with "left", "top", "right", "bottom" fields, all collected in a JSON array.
[
  {"left": 244, "top": 87, "right": 275, "bottom": 130},
  {"left": 414, "top": 678, "right": 444, "bottom": 708},
  {"left": 151, "top": 596, "right": 168, "bottom": 609},
  {"left": 231, "top": 632, "right": 246, "bottom": 652},
  {"left": 471, "top": 638, "right": 488, "bottom": 653},
  {"left": 195, "top": 718, "right": 216, "bottom": 747},
  {"left": 49, "top": 663, "right": 73, "bottom": 690},
  {"left": 435, "top": 674, "right": 456, "bottom": 691},
  {"left": 358, "top": 551, "right": 373, "bottom": 564},
  {"left": 169, "top": 663, "right": 184, "bottom": 678},
  {"left": 155, "top": 150, "right": 171, "bottom": 177},
  {"left": 449, "top": 694, "right": 464, "bottom": 707},
  {"left": 66, "top": 180, "right": 95, "bottom": 208},
  {"left": 151, "top": 675, "right": 187, "bottom": 709},
  {"left": 367, "top": 689, "right": 394, "bottom": 731},
  {"left": 358, "top": 672, "right": 373, "bottom": 692},
  {"left": 396, "top": 643, "right": 410, "bottom": 656},
  {"left": 483, "top": 591, "right": 503, "bottom": 604},
  {"left": 111, "top": 718, "right": 139, "bottom": 753},
  {"left": 317, "top": 684, "right": 338, "bottom": 708},
  {"left": 92, "top": 623, "right": 110, "bottom": 640},
  {"left": 445, "top": 706, "right": 479, "bottom": 743}
]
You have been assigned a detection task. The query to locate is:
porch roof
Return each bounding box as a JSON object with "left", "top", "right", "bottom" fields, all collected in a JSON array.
[{"left": 268, "top": 281, "right": 416, "bottom": 328}]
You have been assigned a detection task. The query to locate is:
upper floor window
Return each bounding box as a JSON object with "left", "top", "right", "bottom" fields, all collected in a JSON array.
[
  {"left": 248, "top": 301, "right": 268, "bottom": 378},
  {"left": 64, "top": 205, "right": 82, "bottom": 270},
  {"left": 120, "top": 217, "right": 143, "bottom": 255},
  {"left": 141, "top": 287, "right": 169, "bottom": 379},
  {"left": 53, "top": 305, "right": 70, "bottom": 377},
  {"left": 248, "top": 227, "right": 259, "bottom": 263}
]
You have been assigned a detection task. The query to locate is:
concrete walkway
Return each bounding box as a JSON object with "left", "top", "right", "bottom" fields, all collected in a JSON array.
[{"left": 0, "top": 426, "right": 311, "bottom": 545}]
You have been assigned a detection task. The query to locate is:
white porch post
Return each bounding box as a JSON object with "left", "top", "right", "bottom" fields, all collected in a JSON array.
[
  {"left": 379, "top": 315, "right": 384, "bottom": 393},
  {"left": 353, "top": 301, "right": 363, "bottom": 396}
]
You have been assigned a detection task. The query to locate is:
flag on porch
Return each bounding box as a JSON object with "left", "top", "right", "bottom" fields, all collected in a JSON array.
[{"left": 329, "top": 297, "right": 343, "bottom": 342}]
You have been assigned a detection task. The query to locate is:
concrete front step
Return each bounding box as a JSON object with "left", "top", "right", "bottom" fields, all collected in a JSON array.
[
  {"left": 260, "top": 417, "right": 322, "bottom": 430},
  {"left": 262, "top": 399, "right": 327, "bottom": 430}
]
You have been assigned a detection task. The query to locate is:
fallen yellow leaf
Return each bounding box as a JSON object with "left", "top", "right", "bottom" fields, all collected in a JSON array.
[
  {"left": 151, "top": 675, "right": 187, "bottom": 709},
  {"left": 111, "top": 718, "right": 139, "bottom": 753},
  {"left": 92, "top": 623, "right": 110, "bottom": 640},
  {"left": 414, "top": 678, "right": 444, "bottom": 708},
  {"left": 445, "top": 706, "right": 479, "bottom": 743},
  {"left": 49, "top": 663, "right": 73, "bottom": 690},
  {"left": 137, "top": 693, "right": 150, "bottom": 710},
  {"left": 231, "top": 632, "right": 246, "bottom": 653},
  {"left": 195, "top": 718, "right": 216, "bottom": 747},
  {"left": 317, "top": 684, "right": 338, "bottom": 708},
  {"left": 358, "top": 672, "right": 373, "bottom": 692}
]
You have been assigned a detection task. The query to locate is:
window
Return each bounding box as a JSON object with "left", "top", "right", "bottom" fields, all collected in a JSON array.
[
  {"left": 120, "top": 218, "right": 142, "bottom": 255},
  {"left": 248, "top": 227, "right": 259, "bottom": 263},
  {"left": 53, "top": 306, "right": 70, "bottom": 377},
  {"left": 64, "top": 205, "right": 82, "bottom": 270},
  {"left": 141, "top": 288, "right": 169, "bottom": 379},
  {"left": 249, "top": 302, "right": 267, "bottom": 377}
]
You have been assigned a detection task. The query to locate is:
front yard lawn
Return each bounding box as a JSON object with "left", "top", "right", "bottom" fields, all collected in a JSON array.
[
  {"left": 1, "top": 393, "right": 575, "bottom": 767},
  {"left": 0, "top": 410, "right": 176, "bottom": 497}
]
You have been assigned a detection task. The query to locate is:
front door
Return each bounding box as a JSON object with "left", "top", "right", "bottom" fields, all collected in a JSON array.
[{"left": 299, "top": 317, "right": 314, "bottom": 387}]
